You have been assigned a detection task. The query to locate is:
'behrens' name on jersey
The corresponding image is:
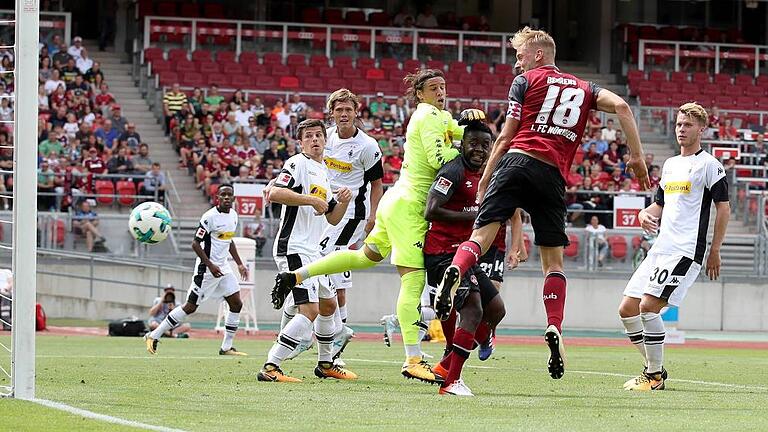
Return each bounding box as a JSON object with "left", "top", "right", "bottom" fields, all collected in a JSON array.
[
  {"left": 531, "top": 123, "right": 578, "bottom": 142},
  {"left": 547, "top": 76, "right": 577, "bottom": 86}
]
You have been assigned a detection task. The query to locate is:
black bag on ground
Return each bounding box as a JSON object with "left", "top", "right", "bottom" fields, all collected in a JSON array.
[{"left": 108, "top": 317, "right": 148, "bottom": 337}]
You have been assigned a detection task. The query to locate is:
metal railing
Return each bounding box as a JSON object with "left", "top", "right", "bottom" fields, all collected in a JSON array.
[{"left": 638, "top": 38, "right": 768, "bottom": 76}]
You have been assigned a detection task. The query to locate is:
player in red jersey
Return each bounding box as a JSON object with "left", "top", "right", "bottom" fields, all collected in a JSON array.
[
  {"left": 437, "top": 27, "right": 650, "bottom": 380},
  {"left": 423, "top": 119, "right": 508, "bottom": 396}
]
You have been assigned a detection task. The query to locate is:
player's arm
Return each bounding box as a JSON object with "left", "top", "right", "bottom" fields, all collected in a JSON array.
[
  {"left": 325, "top": 187, "right": 352, "bottom": 226},
  {"left": 191, "top": 223, "right": 222, "bottom": 277},
  {"left": 424, "top": 161, "right": 472, "bottom": 222},
  {"left": 639, "top": 188, "right": 664, "bottom": 235},
  {"left": 479, "top": 74, "right": 525, "bottom": 200},
  {"left": 228, "top": 241, "right": 248, "bottom": 280},
  {"left": 362, "top": 143, "right": 385, "bottom": 234},
  {"left": 706, "top": 164, "right": 730, "bottom": 280},
  {"left": 509, "top": 209, "right": 527, "bottom": 265},
  {"left": 269, "top": 167, "right": 329, "bottom": 215},
  {"left": 420, "top": 111, "right": 460, "bottom": 169},
  {"left": 595, "top": 88, "right": 650, "bottom": 190}
]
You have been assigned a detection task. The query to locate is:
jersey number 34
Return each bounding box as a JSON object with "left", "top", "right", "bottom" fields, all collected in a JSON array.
[{"left": 535, "top": 85, "right": 585, "bottom": 128}]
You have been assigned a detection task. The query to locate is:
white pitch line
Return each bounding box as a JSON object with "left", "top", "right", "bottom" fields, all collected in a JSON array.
[
  {"left": 32, "top": 399, "right": 187, "bottom": 432},
  {"left": 570, "top": 370, "right": 768, "bottom": 391}
]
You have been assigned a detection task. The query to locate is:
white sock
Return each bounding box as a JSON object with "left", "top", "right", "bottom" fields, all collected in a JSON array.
[
  {"left": 421, "top": 306, "right": 436, "bottom": 322},
  {"left": 416, "top": 319, "right": 429, "bottom": 345},
  {"left": 267, "top": 314, "right": 312, "bottom": 367},
  {"left": 220, "top": 311, "right": 240, "bottom": 351},
  {"left": 339, "top": 304, "right": 348, "bottom": 323},
  {"left": 620, "top": 315, "right": 647, "bottom": 366},
  {"left": 404, "top": 344, "right": 421, "bottom": 358},
  {"left": 641, "top": 312, "right": 666, "bottom": 373},
  {"left": 314, "top": 314, "right": 336, "bottom": 363},
  {"left": 150, "top": 307, "right": 187, "bottom": 340},
  {"left": 333, "top": 307, "right": 343, "bottom": 336},
  {"left": 280, "top": 295, "right": 297, "bottom": 330}
]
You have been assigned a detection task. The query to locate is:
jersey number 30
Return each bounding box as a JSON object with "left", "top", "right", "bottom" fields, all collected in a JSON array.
[{"left": 536, "top": 85, "right": 585, "bottom": 128}]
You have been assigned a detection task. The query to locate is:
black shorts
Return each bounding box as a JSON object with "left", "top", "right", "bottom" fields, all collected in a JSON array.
[
  {"left": 475, "top": 152, "right": 568, "bottom": 247},
  {"left": 425, "top": 254, "right": 499, "bottom": 311},
  {"left": 478, "top": 246, "right": 504, "bottom": 283}
]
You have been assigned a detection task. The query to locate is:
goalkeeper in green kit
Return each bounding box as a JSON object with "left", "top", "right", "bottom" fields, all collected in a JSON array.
[{"left": 272, "top": 69, "right": 485, "bottom": 383}]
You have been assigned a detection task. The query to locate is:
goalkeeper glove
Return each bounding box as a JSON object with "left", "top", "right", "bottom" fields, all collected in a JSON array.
[{"left": 459, "top": 108, "right": 486, "bottom": 125}]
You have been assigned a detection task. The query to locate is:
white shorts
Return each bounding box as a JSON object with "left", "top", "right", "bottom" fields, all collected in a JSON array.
[
  {"left": 187, "top": 272, "right": 239, "bottom": 305},
  {"left": 320, "top": 218, "right": 367, "bottom": 290},
  {"left": 623, "top": 253, "right": 701, "bottom": 307},
  {"left": 275, "top": 253, "right": 335, "bottom": 304}
]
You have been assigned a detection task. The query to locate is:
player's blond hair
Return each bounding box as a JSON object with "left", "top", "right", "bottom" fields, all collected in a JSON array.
[
  {"left": 510, "top": 26, "right": 556, "bottom": 59},
  {"left": 326, "top": 88, "right": 360, "bottom": 113},
  {"left": 678, "top": 102, "right": 709, "bottom": 127}
]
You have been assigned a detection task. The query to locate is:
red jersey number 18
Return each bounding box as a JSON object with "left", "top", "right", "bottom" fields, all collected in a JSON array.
[{"left": 535, "top": 85, "right": 585, "bottom": 128}]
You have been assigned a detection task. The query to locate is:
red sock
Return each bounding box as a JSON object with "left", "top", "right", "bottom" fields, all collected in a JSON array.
[
  {"left": 450, "top": 241, "right": 482, "bottom": 276},
  {"left": 543, "top": 272, "right": 567, "bottom": 332},
  {"left": 445, "top": 328, "right": 474, "bottom": 387},
  {"left": 473, "top": 321, "right": 491, "bottom": 346},
  {"left": 438, "top": 352, "right": 454, "bottom": 373},
  {"left": 441, "top": 308, "right": 457, "bottom": 349}
]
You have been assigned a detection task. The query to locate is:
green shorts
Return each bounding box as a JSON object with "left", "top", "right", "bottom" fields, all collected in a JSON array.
[{"left": 364, "top": 188, "right": 427, "bottom": 269}]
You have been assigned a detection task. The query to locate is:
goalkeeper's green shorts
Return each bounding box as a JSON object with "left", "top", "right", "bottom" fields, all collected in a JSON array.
[{"left": 364, "top": 188, "right": 426, "bottom": 269}]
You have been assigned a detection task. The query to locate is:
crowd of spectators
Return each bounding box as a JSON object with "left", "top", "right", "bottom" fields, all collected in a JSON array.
[{"left": 33, "top": 35, "right": 162, "bottom": 218}]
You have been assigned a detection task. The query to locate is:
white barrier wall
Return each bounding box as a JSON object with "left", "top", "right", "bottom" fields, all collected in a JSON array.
[{"left": 35, "top": 263, "right": 768, "bottom": 332}]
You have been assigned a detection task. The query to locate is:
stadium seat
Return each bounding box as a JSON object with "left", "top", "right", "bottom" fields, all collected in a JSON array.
[
  {"left": 369, "top": 11, "right": 389, "bottom": 26},
  {"left": 318, "top": 67, "right": 339, "bottom": 79},
  {"left": 116, "top": 181, "right": 137, "bottom": 206},
  {"left": 191, "top": 50, "right": 212, "bottom": 63},
  {"left": 472, "top": 62, "right": 490, "bottom": 74},
  {"left": 269, "top": 64, "right": 291, "bottom": 77},
  {"left": 173, "top": 59, "right": 196, "bottom": 73},
  {"left": 302, "top": 77, "right": 325, "bottom": 92},
  {"left": 725, "top": 85, "right": 744, "bottom": 97},
  {"left": 286, "top": 54, "right": 307, "bottom": 66},
  {"left": 309, "top": 55, "right": 329, "bottom": 68},
  {"left": 714, "top": 74, "right": 732, "bottom": 85},
  {"left": 608, "top": 236, "right": 628, "bottom": 260},
  {"left": 680, "top": 82, "right": 698, "bottom": 95},
  {"left": 279, "top": 76, "right": 300, "bottom": 90},
  {"left": 181, "top": 72, "right": 205, "bottom": 87},
  {"left": 374, "top": 81, "right": 395, "bottom": 94},
  {"left": 380, "top": 58, "right": 400, "bottom": 71},
  {"left": 94, "top": 180, "right": 115, "bottom": 206},
  {"left": 213, "top": 51, "right": 235, "bottom": 63},
  {"left": 263, "top": 52, "right": 283, "bottom": 65},
  {"left": 467, "top": 84, "right": 486, "bottom": 99},
  {"left": 346, "top": 10, "right": 366, "bottom": 25},
  {"left": 494, "top": 63, "right": 513, "bottom": 75},
  {"left": 403, "top": 59, "right": 421, "bottom": 72},
  {"left": 735, "top": 74, "right": 754, "bottom": 86},
  {"left": 645, "top": 92, "right": 669, "bottom": 106},
  {"left": 492, "top": 85, "right": 509, "bottom": 97},
  {"left": 179, "top": 3, "right": 199, "bottom": 17},
  {"left": 388, "top": 69, "right": 406, "bottom": 83},
  {"left": 220, "top": 62, "right": 243, "bottom": 75},
  {"left": 334, "top": 56, "right": 354, "bottom": 68},
  {"left": 253, "top": 76, "right": 276, "bottom": 89},
  {"left": 324, "top": 9, "right": 343, "bottom": 24},
  {"left": 156, "top": 1, "right": 177, "bottom": 16},
  {"left": 659, "top": 81, "right": 679, "bottom": 93},
  {"left": 564, "top": 234, "right": 579, "bottom": 258},
  {"left": 143, "top": 47, "right": 164, "bottom": 63},
  {"left": 692, "top": 72, "right": 710, "bottom": 84},
  {"left": 627, "top": 69, "right": 645, "bottom": 84},
  {"left": 357, "top": 58, "right": 376, "bottom": 69},
  {"left": 247, "top": 64, "right": 268, "bottom": 76},
  {"left": 451, "top": 84, "right": 468, "bottom": 99},
  {"left": 631, "top": 236, "right": 643, "bottom": 250},
  {"left": 350, "top": 79, "right": 371, "bottom": 93},
  {"left": 365, "top": 68, "right": 386, "bottom": 80},
  {"left": 158, "top": 71, "right": 178, "bottom": 86},
  {"left": 227, "top": 74, "right": 251, "bottom": 88},
  {"left": 326, "top": 78, "right": 346, "bottom": 90},
  {"left": 426, "top": 60, "right": 446, "bottom": 71},
  {"left": 238, "top": 51, "right": 259, "bottom": 65},
  {"left": 669, "top": 71, "right": 688, "bottom": 83},
  {"left": 701, "top": 83, "right": 720, "bottom": 96},
  {"left": 198, "top": 62, "right": 220, "bottom": 75},
  {"left": 648, "top": 70, "right": 667, "bottom": 82},
  {"left": 342, "top": 68, "right": 363, "bottom": 80},
  {"left": 302, "top": 7, "right": 322, "bottom": 23},
  {"left": 481, "top": 73, "right": 501, "bottom": 86},
  {"left": 203, "top": 3, "right": 225, "bottom": 18},
  {"left": 150, "top": 59, "right": 171, "bottom": 73},
  {"left": 294, "top": 65, "right": 315, "bottom": 78},
  {"left": 208, "top": 74, "right": 229, "bottom": 87},
  {"left": 167, "top": 48, "right": 188, "bottom": 62}
]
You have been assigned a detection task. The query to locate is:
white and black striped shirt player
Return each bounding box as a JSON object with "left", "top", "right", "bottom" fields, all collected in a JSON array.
[
  {"left": 624, "top": 149, "right": 729, "bottom": 306},
  {"left": 273, "top": 153, "right": 338, "bottom": 304},
  {"left": 319, "top": 126, "right": 383, "bottom": 289},
  {"left": 188, "top": 206, "right": 239, "bottom": 305}
]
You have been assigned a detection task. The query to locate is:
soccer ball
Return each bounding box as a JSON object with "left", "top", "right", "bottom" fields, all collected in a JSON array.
[{"left": 129, "top": 201, "right": 173, "bottom": 244}]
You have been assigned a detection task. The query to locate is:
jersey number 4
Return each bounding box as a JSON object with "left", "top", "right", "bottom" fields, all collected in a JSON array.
[{"left": 535, "top": 85, "right": 585, "bottom": 128}]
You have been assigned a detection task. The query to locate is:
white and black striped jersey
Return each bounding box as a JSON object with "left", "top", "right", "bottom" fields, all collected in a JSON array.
[
  {"left": 324, "top": 126, "right": 383, "bottom": 220},
  {"left": 273, "top": 153, "right": 337, "bottom": 257},
  {"left": 651, "top": 149, "right": 729, "bottom": 264},
  {"left": 193, "top": 206, "right": 238, "bottom": 276}
]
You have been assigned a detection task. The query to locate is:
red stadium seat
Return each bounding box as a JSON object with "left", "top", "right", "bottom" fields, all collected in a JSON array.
[
  {"left": 357, "top": 58, "right": 376, "bottom": 69},
  {"left": 564, "top": 234, "right": 579, "bottom": 258},
  {"left": 219, "top": 62, "right": 242, "bottom": 75},
  {"left": 324, "top": 9, "right": 343, "bottom": 24},
  {"left": 467, "top": 84, "right": 486, "bottom": 98},
  {"left": 472, "top": 62, "right": 490, "bottom": 74},
  {"left": 143, "top": 47, "right": 164, "bottom": 63},
  {"left": 714, "top": 95, "right": 736, "bottom": 108},
  {"left": 714, "top": 74, "right": 732, "bottom": 85},
  {"left": 631, "top": 236, "right": 643, "bottom": 250},
  {"left": 270, "top": 64, "right": 291, "bottom": 77},
  {"left": 701, "top": 83, "right": 720, "bottom": 96},
  {"left": 494, "top": 63, "right": 513, "bottom": 75},
  {"left": 403, "top": 59, "right": 421, "bottom": 72},
  {"left": 198, "top": 62, "right": 220, "bottom": 75},
  {"left": 227, "top": 74, "right": 251, "bottom": 88},
  {"left": 302, "top": 7, "right": 322, "bottom": 23},
  {"left": 350, "top": 79, "right": 371, "bottom": 93},
  {"left": 648, "top": 70, "right": 667, "bottom": 82},
  {"left": 263, "top": 52, "right": 283, "bottom": 65},
  {"left": 253, "top": 76, "right": 276, "bottom": 89},
  {"left": 735, "top": 74, "right": 754, "bottom": 86},
  {"left": 481, "top": 73, "right": 501, "bottom": 86},
  {"left": 191, "top": 50, "right": 212, "bottom": 63},
  {"left": 294, "top": 65, "right": 315, "bottom": 78},
  {"left": 302, "top": 77, "right": 325, "bottom": 92},
  {"left": 279, "top": 76, "right": 300, "bottom": 90},
  {"left": 644, "top": 92, "right": 669, "bottom": 106},
  {"left": 326, "top": 78, "right": 346, "bottom": 90},
  {"left": 173, "top": 59, "right": 196, "bottom": 72},
  {"left": 309, "top": 55, "right": 329, "bottom": 68},
  {"left": 116, "top": 181, "right": 137, "bottom": 206},
  {"left": 247, "top": 64, "right": 267, "bottom": 76},
  {"left": 158, "top": 71, "right": 178, "bottom": 86},
  {"left": 627, "top": 69, "right": 645, "bottom": 84},
  {"left": 659, "top": 81, "right": 679, "bottom": 93},
  {"left": 365, "top": 68, "right": 386, "bottom": 80},
  {"left": 342, "top": 68, "right": 363, "bottom": 80},
  {"left": 369, "top": 12, "right": 389, "bottom": 26},
  {"left": 724, "top": 85, "right": 744, "bottom": 97},
  {"left": 346, "top": 10, "right": 366, "bottom": 25},
  {"left": 150, "top": 59, "right": 171, "bottom": 73},
  {"left": 334, "top": 56, "right": 353, "bottom": 68},
  {"left": 238, "top": 51, "right": 259, "bottom": 65},
  {"left": 208, "top": 74, "right": 228, "bottom": 87},
  {"left": 156, "top": 1, "right": 176, "bottom": 16},
  {"left": 669, "top": 71, "right": 688, "bottom": 83},
  {"left": 318, "top": 67, "right": 339, "bottom": 79},
  {"left": 451, "top": 84, "right": 468, "bottom": 99},
  {"left": 692, "top": 72, "right": 710, "bottom": 84},
  {"left": 181, "top": 72, "right": 205, "bottom": 87},
  {"left": 680, "top": 82, "right": 698, "bottom": 95},
  {"left": 736, "top": 96, "right": 756, "bottom": 110},
  {"left": 179, "top": 3, "right": 199, "bottom": 17},
  {"left": 492, "top": 85, "right": 509, "bottom": 97},
  {"left": 380, "top": 58, "right": 400, "bottom": 70},
  {"left": 215, "top": 51, "right": 236, "bottom": 63},
  {"left": 608, "top": 236, "right": 628, "bottom": 260},
  {"left": 167, "top": 48, "right": 188, "bottom": 62},
  {"left": 286, "top": 54, "right": 307, "bottom": 66},
  {"left": 374, "top": 80, "right": 395, "bottom": 94},
  {"left": 388, "top": 69, "right": 406, "bottom": 83},
  {"left": 94, "top": 180, "right": 114, "bottom": 205},
  {"left": 426, "top": 60, "right": 446, "bottom": 71},
  {"left": 203, "top": 3, "right": 225, "bottom": 18}
]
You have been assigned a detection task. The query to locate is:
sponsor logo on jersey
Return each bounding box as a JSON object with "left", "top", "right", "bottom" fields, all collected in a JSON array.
[
  {"left": 195, "top": 227, "right": 206, "bottom": 239},
  {"left": 217, "top": 231, "right": 235, "bottom": 240},
  {"left": 434, "top": 176, "right": 453, "bottom": 194},
  {"left": 543, "top": 293, "right": 558, "bottom": 300},
  {"left": 276, "top": 172, "right": 292, "bottom": 186},
  {"left": 664, "top": 181, "right": 692, "bottom": 194},
  {"left": 466, "top": 181, "right": 473, "bottom": 188},
  {"left": 324, "top": 157, "right": 353, "bottom": 173},
  {"left": 533, "top": 124, "right": 578, "bottom": 142},
  {"left": 547, "top": 76, "right": 577, "bottom": 86},
  {"left": 463, "top": 205, "right": 479, "bottom": 212},
  {"left": 309, "top": 184, "right": 328, "bottom": 200}
]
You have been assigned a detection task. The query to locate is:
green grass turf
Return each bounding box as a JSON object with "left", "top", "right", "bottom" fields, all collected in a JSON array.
[{"left": 1, "top": 334, "right": 768, "bottom": 431}]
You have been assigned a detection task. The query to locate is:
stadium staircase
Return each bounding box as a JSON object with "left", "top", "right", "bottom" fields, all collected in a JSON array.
[{"left": 85, "top": 40, "right": 210, "bottom": 250}]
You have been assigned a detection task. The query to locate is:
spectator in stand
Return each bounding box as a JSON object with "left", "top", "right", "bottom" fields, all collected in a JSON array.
[
  {"left": 390, "top": 96, "right": 410, "bottom": 124},
  {"left": 416, "top": 4, "right": 438, "bottom": 28},
  {"left": 47, "top": 34, "right": 62, "bottom": 55},
  {"left": 270, "top": 98, "right": 285, "bottom": 119},
  {"left": 234, "top": 101, "right": 253, "bottom": 128},
  {"left": 39, "top": 129, "right": 63, "bottom": 157},
  {"left": 230, "top": 89, "right": 246, "bottom": 107},
  {"left": 84, "top": 61, "right": 104, "bottom": 86},
  {"left": 262, "top": 140, "right": 284, "bottom": 164},
  {"left": 217, "top": 137, "right": 237, "bottom": 166},
  {"left": 380, "top": 110, "right": 396, "bottom": 132},
  {"left": 44, "top": 68, "right": 65, "bottom": 95},
  {"left": 589, "top": 163, "right": 611, "bottom": 190},
  {"left": 649, "top": 165, "right": 661, "bottom": 189},
  {"left": 644, "top": 153, "right": 656, "bottom": 171},
  {"left": 39, "top": 56, "right": 53, "bottom": 83},
  {"left": 204, "top": 84, "right": 224, "bottom": 107},
  {"left": 450, "top": 99, "right": 463, "bottom": 120},
  {"left": 94, "top": 82, "right": 115, "bottom": 116},
  {"left": 384, "top": 143, "right": 403, "bottom": 171},
  {"left": 68, "top": 73, "right": 90, "bottom": 93},
  {"left": 202, "top": 152, "right": 223, "bottom": 194},
  {"left": 368, "top": 116, "right": 388, "bottom": 145},
  {"left": 72, "top": 200, "right": 107, "bottom": 253},
  {"left": 60, "top": 58, "right": 79, "bottom": 85},
  {"left": 37, "top": 84, "right": 49, "bottom": 113},
  {"left": 76, "top": 48, "right": 93, "bottom": 74},
  {"left": 133, "top": 143, "right": 152, "bottom": 175},
  {"left": 393, "top": 5, "right": 414, "bottom": 27},
  {"left": 141, "top": 162, "right": 166, "bottom": 201},
  {"left": 243, "top": 208, "right": 267, "bottom": 256},
  {"left": 275, "top": 104, "right": 291, "bottom": 130},
  {"left": 587, "top": 110, "right": 602, "bottom": 135},
  {"left": 52, "top": 42, "right": 71, "bottom": 69},
  {"left": 75, "top": 121, "right": 93, "bottom": 143},
  {"left": 213, "top": 100, "right": 229, "bottom": 123},
  {"left": 359, "top": 107, "right": 374, "bottom": 131},
  {"left": 49, "top": 85, "right": 67, "bottom": 111},
  {"left": 107, "top": 146, "right": 133, "bottom": 175},
  {"left": 289, "top": 93, "right": 307, "bottom": 120},
  {"left": 250, "top": 96, "right": 267, "bottom": 125},
  {"left": 284, "top": 113, "right": 299, "bottom": 140},
  {"left": 223, "top": 112, "right": 241, "bottom": 144},
  {"left": 600, "top": 118, "right": 617, "bottom": 142},
  {"left": 370, "top": 92, "right": 390, "bottom": 117},
  {"left": 709, "top": 106, "right": 721, "bottom": 129},
  {"left": 748, "top": 133, "right": 767, "bottom": 168},
  {"left": 267, "top": 125, "right": 288, "bottom": 149},
  {"left": 67, "top": 36, "right": 84, "bottom": 60},
  {"left": 119, "top": 122, "right": 141, "bottom": 152},
  {"left": 381, "top": 161, "right": 396, "bottom": 184},
  {"left": 149, "top": 285, "right": 191, "bottom": 337},
  {"left": 109, "top": 104, "right": 127, "bottom": 134},
  {"left": 585, "top": 215, "right": 608, "bottom": 267},
  {"left": 602, "top": 140, "right": 621, "bottom": 171},
  {"left": 566, "top": 164, "right": 583, "bottom": 189},
  {"left": 607, "top": 166, "right": 624, "bottom": 187},
  {"left": 187, "top": 87, "right": 204, "bottom": 116},
  {"left": 584, "top": 142, "right": 602, "bottom": 165},
  {"left": 719, "top": 118, "right": 738, "bottom": 140},
  {"left": 250, "top": 125, "right": 269, "bottom": 154},
  {"left": 94, "top": 119, "right": 120, "bottom": 152},
  {"left": 390, "top": 123, "right": 406, "bottom": 147},
  {"left": 37, "top": 160, "right": 56, "bottom": 210},
  {"left": 163, "top": 83, "right": 187, "bottom": 136},
  {"left": 582, "top": 128, "right": 608, "bottom": 154},
  {"left": 62, "top": 112, "right": 79, "bottom": 140}
]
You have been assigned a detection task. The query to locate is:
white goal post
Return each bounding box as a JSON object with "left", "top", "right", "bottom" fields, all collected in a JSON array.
[{"left": 9, "top": 0, "right": 39, "bottom": 400}]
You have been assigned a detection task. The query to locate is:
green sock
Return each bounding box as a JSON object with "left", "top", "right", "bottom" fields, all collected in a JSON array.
[
  {"left": 299, "top": 249, "right": 378, "bottom": 282},
  {"left": 397, "top": 270, "right": 426, "bottom": 347}
]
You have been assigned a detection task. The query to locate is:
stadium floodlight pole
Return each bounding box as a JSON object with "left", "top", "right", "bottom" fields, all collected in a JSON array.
[{"left": 11, "top": 0, "right": 39, "bottom": 400}]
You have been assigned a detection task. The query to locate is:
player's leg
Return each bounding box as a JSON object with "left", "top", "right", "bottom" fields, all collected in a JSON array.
[
  {"left": 219, "top": 276, "right": 247, "bottom": 356},
  {"left": 438, "top": 289, "right": 481, "bottom": 396},
  {"left": 619, "top": 254, "right": 656, "bottom": 374},
  {"left": 336, "top": 288, "right": 348, "bottom": 323},
  {"left": 621, "top": 294, "right": 668, "bottom": 391},
  {"left": 314, "top": 282, "right": 357, "bottom": 380},
  {"left": 145, "top": 277, "right": 203, "bottom": 354}
]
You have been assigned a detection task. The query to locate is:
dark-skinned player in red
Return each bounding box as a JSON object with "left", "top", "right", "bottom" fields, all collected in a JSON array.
[{"left": 435, "top": 26, "right": 651, "bottom": 380}]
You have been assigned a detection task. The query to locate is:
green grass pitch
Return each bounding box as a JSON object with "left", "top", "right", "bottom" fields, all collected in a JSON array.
[{"left": 1, "top": 334, "right": 768, "bottom": 431}]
